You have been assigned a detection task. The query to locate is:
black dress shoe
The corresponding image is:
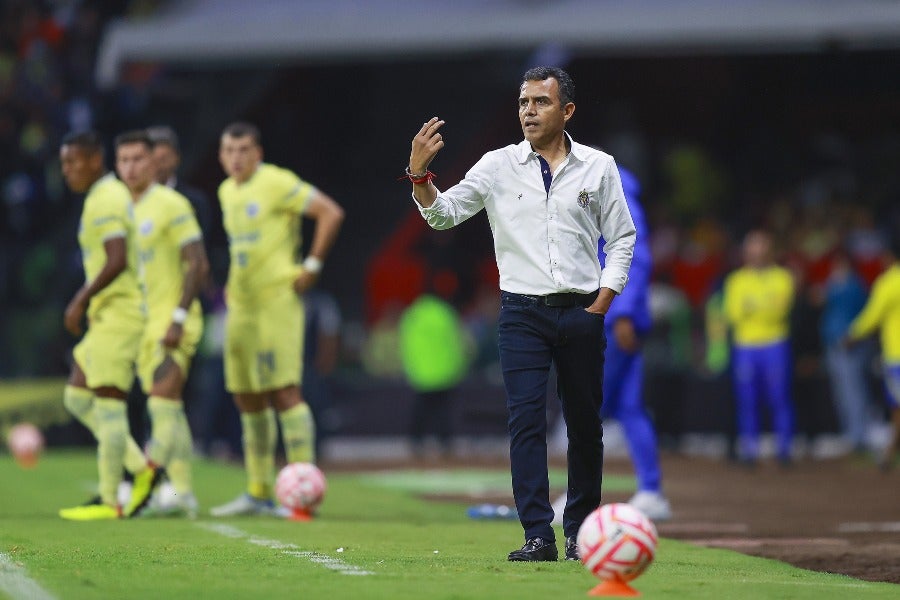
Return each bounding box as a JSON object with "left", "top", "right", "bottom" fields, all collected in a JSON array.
[
  {"left": 508, "top": 537, "right": 558, "bottom": 562},
  {"left": 564, "top": 536, "right": 579, "bottom": 561}
]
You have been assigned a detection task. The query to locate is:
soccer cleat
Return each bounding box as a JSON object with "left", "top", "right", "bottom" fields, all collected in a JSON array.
[
  {"left": 507, "top": 537, "right": 558, "bottom": 562},
  {"left": 628, "top": 490, "right": 672, "bottom": 521},
  {"left": 564, "top": 535, "right": 579, "bottom": 561},
  {"left": 59, "top": 503, "right": 121, "bottom": 521},
  {"left": 125, "top": 466, "right": 165, "bottom": 518},
  {"left": 210, "top": 493, "right": 279, "bottom": 517}
]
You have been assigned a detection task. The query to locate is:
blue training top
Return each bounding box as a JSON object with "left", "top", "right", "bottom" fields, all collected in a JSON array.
[{"left": 599, "top": 166, "right": 652, "bottom": 334}]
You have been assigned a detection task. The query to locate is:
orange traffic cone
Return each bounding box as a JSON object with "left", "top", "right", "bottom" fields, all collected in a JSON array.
[
  {"left": 289, "top": 507, "right": 313, "bottom": 521},
  {"left": 588, "top": 579, "right": 640, "bottom": 597}
]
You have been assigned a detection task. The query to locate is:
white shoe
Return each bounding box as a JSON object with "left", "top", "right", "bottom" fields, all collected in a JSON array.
[
  {"left": 144, "top": 482, "right": 199, "bottom": 519},
  {"left": 210, "top": 493, "right": 278, "bottom": 517},
  {"left": 551, "top": 492, "right": 567, "bottom": 526},
  {"left": 628, "top": 491, "right": 672, "bottom": 521},
  {"left": 117, "top": 481, "right": 133, "bottom": 507}
]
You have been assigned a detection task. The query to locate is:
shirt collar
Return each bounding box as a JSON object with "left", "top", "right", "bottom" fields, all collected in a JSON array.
[{"left": 515, "top": 131, "right": 584, "bottom": 164}]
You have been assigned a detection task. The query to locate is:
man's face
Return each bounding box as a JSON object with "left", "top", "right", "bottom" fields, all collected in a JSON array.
[
  {"left": 116, "top": 142, "right": 155, "bottom": 195},
  {"left": 743, "top": 232, "right": 771, "bottom": 267},
  {"left": 219, "top": 134, "right": 261, "bottom": 183},
  {"left": 518, "top": 78, "right": 573, "bottom": 146},
  {"left": 152, "top": 143, "right": 179, "bottom": 184},
  {"left": 60, "top": 144, "right": 102, "bottom": 193}
]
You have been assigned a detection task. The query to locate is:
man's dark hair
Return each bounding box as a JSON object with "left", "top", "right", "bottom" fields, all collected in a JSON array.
[
  {"left": 61, "top": 130, "right": 104, "bottom": 157},
  {"left": 522, "top": 66, "right": 575, "bottom": 106},
  {"left": 114, "top": 129, "right": 154, "bottom": 150},
  {"left": 146, "top": 125, "right": 180, "bottom": 153},
  {"left": 222, "top": 122, "right": 262, "bottom": 145}
]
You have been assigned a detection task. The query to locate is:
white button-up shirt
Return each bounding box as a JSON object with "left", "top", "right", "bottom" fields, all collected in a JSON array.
[{"left": 415, "top": 133, "right": 636, "bottom": 296}]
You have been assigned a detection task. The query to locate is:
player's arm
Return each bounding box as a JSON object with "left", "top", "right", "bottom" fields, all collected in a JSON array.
[
  {"left": 162, "top": 240, "right": 209, "bottom": 349},
  {"left": 64, "top": 236, "right": 127, "bottom": 336},
  {"left": 409, "top": 117, "right": 445, "bottom": 208},
  {"left": 845, "top": 279, "right": 888, "bottom": 344},
  {"left": 293, "top": 190, "right": 345, "bottom": 295}
]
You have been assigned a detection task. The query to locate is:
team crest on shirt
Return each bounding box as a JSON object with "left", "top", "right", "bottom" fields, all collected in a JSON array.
[
  {"left": 246, "top": 202, "right": 259, "bottom": 217},
  {"left": 576, "top": 189, "right": 592, "bottom": 208},
  {"left": 139, "top": 219, "right": 153, "bottom": 235}
]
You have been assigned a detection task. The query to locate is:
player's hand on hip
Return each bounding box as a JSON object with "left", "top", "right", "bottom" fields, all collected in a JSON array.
[
  {"left": 409, "top": 117, "right": 445, "bottom": 173},
  {"left": 293, "top": 270, "right": 318, "bottom": 296}
]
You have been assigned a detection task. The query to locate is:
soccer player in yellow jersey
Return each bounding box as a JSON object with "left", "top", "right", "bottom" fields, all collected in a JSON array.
[
  {"left": 723, "top": 230, "right": 796, "bottom": 466},
  {"left": 115, "top": 130, "right": 210, "bottom": 516},
  {"left": 211, "top": 122, "right": 344, "bottom": 516},
  {"left": 845, "top": 233, "right": 900, "bottom": 470},
  {"left": 57, "top": 131, "right": 159, "bottom": 520}
]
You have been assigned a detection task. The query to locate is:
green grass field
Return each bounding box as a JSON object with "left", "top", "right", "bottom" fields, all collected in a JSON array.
[{"left": 1, "top": 451, "right": 896, "bottom": 600}]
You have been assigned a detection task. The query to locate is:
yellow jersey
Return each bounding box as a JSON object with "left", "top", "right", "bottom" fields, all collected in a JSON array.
[
  {"left": 218, "top": 163, "right": 315, "bottom": 305},
  {"left": 849, "top": 264, "right": 900, "bottom": 363},
  {"left": 723, "top": 265, "right": 795, "bottom": 347},
  {"left": 78, "top": 173, "right": 143, "bottom": 321},
  {"left": 134, "top": 183, "right": 203, "bottom": 323}
]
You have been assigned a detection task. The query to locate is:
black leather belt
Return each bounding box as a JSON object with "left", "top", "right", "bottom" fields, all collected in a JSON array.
[{"left": 504, "top": 290, "right": 599, "bottom": 308}]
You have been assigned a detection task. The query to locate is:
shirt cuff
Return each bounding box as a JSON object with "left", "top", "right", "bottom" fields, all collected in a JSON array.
[{"left": 599, "top": 268, "right": 629, "bottom": 295}]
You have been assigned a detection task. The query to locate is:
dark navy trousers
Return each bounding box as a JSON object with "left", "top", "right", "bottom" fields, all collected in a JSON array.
[{"left": 497, "top": 291, "right": 606, "bottom": 542}]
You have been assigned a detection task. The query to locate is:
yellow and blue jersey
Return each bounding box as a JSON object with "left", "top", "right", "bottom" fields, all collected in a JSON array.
[
  {"left": 133, "top": 183, "right": 203, "bottom": 324},
  {"left": 849, "top": 264, "right": 900, "bottom": 364},
  {"left": 218, "top": 163, "right": 315, "bottom": 305},
  {"left": 723, "top": 265, "right": 795, "bottom": 347},
  {"left": 78, "top": 173, "right": 143, "bottom": 321}
]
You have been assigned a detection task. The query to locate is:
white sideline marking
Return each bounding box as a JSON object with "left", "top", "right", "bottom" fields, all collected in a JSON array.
[
  {"left": 196, "top": 523, "right": 374, "bottom": 576},
  {"left": 736, "top": 579, "right": 870, "bottom": 589},
  {"left": 838, "top": 521, "right": 900, "bottom": 533},
  {"left": 0, "top": 552, "right": 57, "bottom": 600}
]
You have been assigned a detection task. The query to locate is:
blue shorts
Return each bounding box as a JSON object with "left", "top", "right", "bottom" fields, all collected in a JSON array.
[{"left": 885, "top": 363, "right": 900, "bottom": 409}]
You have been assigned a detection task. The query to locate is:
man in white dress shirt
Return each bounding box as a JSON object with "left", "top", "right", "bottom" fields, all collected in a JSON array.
[{"left": 405, "top": 66, "right": 636, "bottom": 561}]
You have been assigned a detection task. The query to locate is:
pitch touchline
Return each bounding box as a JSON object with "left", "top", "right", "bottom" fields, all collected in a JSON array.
[
  {"left": 0, "top": 552, "right": 57, "bottom": 600},
  {"left": 197, "top": 523, "right": 374, "bottom": 576},
  {"left": 838, "top": 522, "right": 900, "bottom": 533}
]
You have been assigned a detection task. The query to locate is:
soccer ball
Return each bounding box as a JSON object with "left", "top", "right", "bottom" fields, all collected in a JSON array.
[
  {"left": 6, "top": 422, "right": 44, "bottom": 468},
  {"left": 577, "top": 502, "right": 658, "bottom": 583},
  {"left": 275, "top": 462, "right": 326, "bottom": 512}
]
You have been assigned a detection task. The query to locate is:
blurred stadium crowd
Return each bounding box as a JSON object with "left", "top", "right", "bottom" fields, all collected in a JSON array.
[{"left": 2, "top": 0, "right": 899, "bottom": 459}]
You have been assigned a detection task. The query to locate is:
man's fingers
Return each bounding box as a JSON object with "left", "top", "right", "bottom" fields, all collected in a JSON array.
[{"left": 417, "top": 118, "right": 444, "bottom": 136}]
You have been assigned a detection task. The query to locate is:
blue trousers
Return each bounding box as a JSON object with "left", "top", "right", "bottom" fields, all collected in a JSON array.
[
  {"left": 731, "top": 340, "right": 794, "bottom": 461},
  {"left": 498, "top": 292, "right": 605, "bottom": 541},
  {"left": 601, "top": 336, "right": 661, "bottom": 492}
]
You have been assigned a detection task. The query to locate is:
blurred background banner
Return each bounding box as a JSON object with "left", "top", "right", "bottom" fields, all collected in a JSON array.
[
  {"left": 0, "top": 378, "right": 68, "bottom": 431},
  {"left": 2, "top": 0, "right": 899, "bottom": 459}
]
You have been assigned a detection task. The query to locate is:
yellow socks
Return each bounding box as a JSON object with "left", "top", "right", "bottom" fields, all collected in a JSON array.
[
  {"left": 63, "top": 385, "right": 148, "bottom": 475},
  {"left": 279, "top": 402, "right": 315, "bottom": 464},
  {"left": 166, "top": 402, "right": 194, "bottom": 495},
  {"left": 93, "top": 398, "right": 128, "bottom": 506},
  {"left": 147, "top": 396, "right": 181, "bottom": 466},
  {"left": 147, "top": 396, "right": 195, "bottom": 495},
  {"left": 63, "top": 385, "right": 97, "bottom": 431},
  {"left": 242, "top": 408, "right": 277, "bottom": 499}
]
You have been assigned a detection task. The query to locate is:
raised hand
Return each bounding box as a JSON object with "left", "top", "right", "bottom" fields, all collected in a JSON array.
[{"left": 409, "top": 117, "right": 445, "bottom": 174}]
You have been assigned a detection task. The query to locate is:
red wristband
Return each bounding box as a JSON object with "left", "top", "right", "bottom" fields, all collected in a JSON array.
[
  {"left": 399, "top": 167, "right": 436, "bottom": 185},
  {"left": 409, "top": 171, "right": 435, "bottom": 185}
]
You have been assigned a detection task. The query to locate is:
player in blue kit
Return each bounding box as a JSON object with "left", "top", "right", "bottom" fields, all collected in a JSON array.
[{"left": 553, "top": 166, "right": 671, "bottom": 523}]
